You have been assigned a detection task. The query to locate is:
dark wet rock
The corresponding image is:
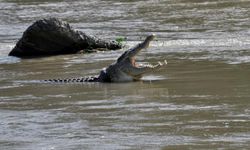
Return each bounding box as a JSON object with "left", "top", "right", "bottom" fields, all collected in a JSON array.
[{"left": 9, "top": 18, "right": 122, "bottom": 57}]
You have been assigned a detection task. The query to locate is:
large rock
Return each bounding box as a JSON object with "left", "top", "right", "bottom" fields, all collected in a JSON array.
[{"left": 9, "top": 18, "right": 122, "bottom": 57}]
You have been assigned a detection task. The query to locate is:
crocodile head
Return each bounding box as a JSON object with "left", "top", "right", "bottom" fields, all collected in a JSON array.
[{"left": 102, "top": 34, "right": 167, "bottom": 82}]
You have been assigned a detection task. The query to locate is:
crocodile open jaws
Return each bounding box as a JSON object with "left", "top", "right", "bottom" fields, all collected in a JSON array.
[{"left": 45, "top": 34, "right": 167, "bottom": 83}]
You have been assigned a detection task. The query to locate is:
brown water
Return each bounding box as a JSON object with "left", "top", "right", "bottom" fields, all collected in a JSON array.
[{"left": 0, "top": 0, "right": 250, "bottom": 149}]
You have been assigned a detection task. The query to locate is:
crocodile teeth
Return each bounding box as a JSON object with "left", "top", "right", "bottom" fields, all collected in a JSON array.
[
  {"left": 138, "top": 60, "right": 167, "bottom": 68},
  {"left": 148, "top": 64, "right": 153, "bottom": 67},
  {"left": 164, "top": 60, "right": 168, "bottom": 65}
]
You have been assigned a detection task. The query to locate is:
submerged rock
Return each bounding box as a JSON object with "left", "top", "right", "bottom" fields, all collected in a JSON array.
[{"left": 9, "top": 18, "right": 122, "bottom": 57}]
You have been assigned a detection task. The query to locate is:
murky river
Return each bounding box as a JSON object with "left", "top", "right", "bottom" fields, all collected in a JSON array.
[{"left": 1, "top": 0, "right": 250, "bottom": 149}]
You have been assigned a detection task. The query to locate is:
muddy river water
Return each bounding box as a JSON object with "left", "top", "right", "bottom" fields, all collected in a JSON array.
[{"left": 0, "top": 0, "right": 250, "bottom": 149}]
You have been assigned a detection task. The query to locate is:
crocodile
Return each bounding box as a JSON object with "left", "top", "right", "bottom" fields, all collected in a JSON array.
[{"left": 45, "top": 34, "right": 167, "bottom": 83}]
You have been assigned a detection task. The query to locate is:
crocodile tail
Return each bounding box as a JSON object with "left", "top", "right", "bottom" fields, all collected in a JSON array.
[{"left": 44, "top": 76, "right": 99, "bottom": 83}]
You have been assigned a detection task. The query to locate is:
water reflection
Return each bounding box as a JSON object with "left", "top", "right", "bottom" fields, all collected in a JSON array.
[{"left": 0, "top": 56, "right": 20, "bottom": 64}]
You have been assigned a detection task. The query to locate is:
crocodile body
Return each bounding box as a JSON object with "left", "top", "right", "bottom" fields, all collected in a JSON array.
[{"left": 45, "top": 34, "right": 167, "bottom": 83}]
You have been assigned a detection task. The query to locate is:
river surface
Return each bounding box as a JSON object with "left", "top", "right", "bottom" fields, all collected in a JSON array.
[{"left": 0, "top": 0, "right": 250, "bottom": 149}]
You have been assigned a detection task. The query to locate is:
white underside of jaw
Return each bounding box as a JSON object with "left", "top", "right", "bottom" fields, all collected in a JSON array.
[{"left": 114, "top": 60, "right": 167, "bottom": 82}]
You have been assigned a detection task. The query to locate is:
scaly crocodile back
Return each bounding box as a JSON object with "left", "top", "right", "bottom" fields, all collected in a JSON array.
[{"left": 44, "top": 76, "right": 99, "bottom": 83}]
